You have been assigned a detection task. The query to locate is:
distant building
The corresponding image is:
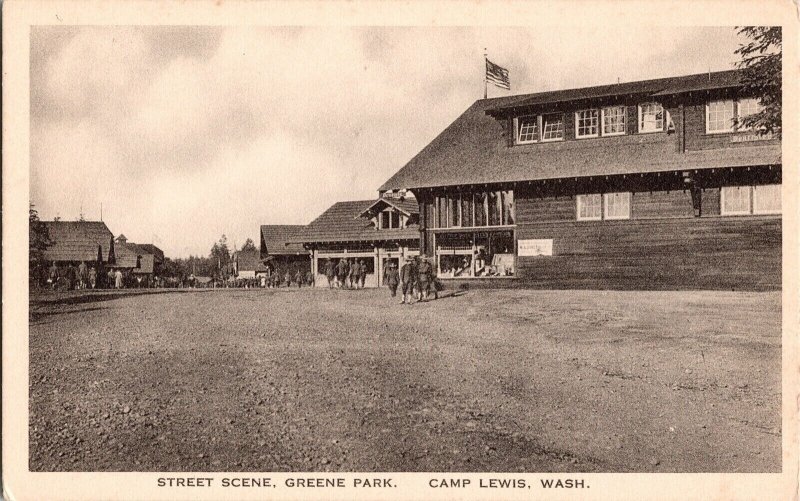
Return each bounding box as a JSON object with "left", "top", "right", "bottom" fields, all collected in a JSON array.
[
  {"left": 259, "top": 225, "right": 310, "bottom": 275},
  {"left": 379, "top": 69, "right": 781, "bottom": 290},
  {"left": 137, "top": 243, "right": 165, "bottom": 275},
  {"left": 232, "top": 248, "right": 269, "bottom": 278},
  {"left": 41, "top": 221, "right": 114, "bottom": 265},
  {"left": 112, "top": 234, "right": 157, "bottom": 286},
  {"left": 294, "top": 196, "right": 420, "bottom": 287}
]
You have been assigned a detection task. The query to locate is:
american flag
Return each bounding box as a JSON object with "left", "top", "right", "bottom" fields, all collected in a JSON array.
[{"left": 485, "top": 58, "right": 510, "bottom": 90}]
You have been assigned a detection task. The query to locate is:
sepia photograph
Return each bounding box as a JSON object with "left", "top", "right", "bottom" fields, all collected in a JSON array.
[{"left": 4, "top": 1, "right": 797, "bottom": 499}]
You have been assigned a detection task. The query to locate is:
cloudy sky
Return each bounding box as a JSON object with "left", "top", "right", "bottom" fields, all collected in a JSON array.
[{"left": 31, "top": 26, "right": 744, "bottom": 257}]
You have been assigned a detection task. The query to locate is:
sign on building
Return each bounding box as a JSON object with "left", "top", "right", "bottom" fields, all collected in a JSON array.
[{"left": 518, "top": 239, "right": 553, "bottom": 256}]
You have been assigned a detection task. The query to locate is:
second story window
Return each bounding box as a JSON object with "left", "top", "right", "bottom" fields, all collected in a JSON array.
[
  {"left": 380, "top": 210, "right": 401, "bottom": 229},
  {"left": 602, "top": 106, "right": 626, "bottom": 136},
  {"left": 516, "top": 116, "right": 539, "bottom": 143},
  {"left": 706, "top": 100, "right": 735, "bottom": 133},
  {"left": 638, "top": 103, "right": 664, "bottom": 133},
  {"left": 575, "top": 109, "right": 599, "bottom": 138},
  {"left": 541, "top": 113, "right": 564, "bottom": 141}
]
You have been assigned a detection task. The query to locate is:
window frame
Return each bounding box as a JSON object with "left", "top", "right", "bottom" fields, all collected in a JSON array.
[
  {"left": 638, "top": 102, "right": 664, "bottom": 134},
  {"left": 752, "top": 184, "right": 781, "bottom": 215},
  {"left": 736, "top": 98, "right": 763, "bottom": 132},
  {"left": 576, "top": 194, "right": 602, "bottom": 221},
  {"left": 540, "top": 113, "right": 565, "bottom": 142},
  {"left": 601, "top": 105, "right": 627, "bottom": 136},
  {"left": 575, "top": 109, "right": 600, "bottom": 139},
  {"left": 603, "top": 192, "right": 631, "bottom": 220},
  {"left": 705, "top": 99, "right": 736, "bottom": 134},
  {"left": 720, "top": 186, "right": 752, "bottom": 216},
  {"left": 514, "top": 115, "right": 540, "bottom": 144}
]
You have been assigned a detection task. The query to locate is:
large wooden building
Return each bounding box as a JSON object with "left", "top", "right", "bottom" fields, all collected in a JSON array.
[
  {"left": 294, "top": 197, "right": 421, "bottom": 287},
  {"left": 379, "top": 70, "right": 781, "bottom": 290},
  {"left": 41, "top": 221, "right": 115, "bottom": 265}
]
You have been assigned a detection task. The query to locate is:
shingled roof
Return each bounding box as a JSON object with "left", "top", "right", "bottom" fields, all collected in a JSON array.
[
  {"left": 114, "top": 240, "right": 155, "bottom": 274},
  {"left": 294, "top": 199, "right": 420, "bottom": 244},
  {"left": 485, "top": 70, "right": 742, "bottom": 116},
  {"left": 137, "top": 244, "right": 164, "bottom": 263},
  {"left": 260, "top": 225, "right": 309, "bottom": 256},
  {"left": 235, "top": 249, "right": 269, "bottom": 273},
  {"left": 41, "top": 221, "right": 114, "bottom": 263},
  {"left": 379, "top": 71, "right": 780, "bottom": 191}
]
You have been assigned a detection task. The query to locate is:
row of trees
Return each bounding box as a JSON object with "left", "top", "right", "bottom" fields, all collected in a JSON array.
[{"left": 160, "top": 235, "right": 259, "bottom": 282}]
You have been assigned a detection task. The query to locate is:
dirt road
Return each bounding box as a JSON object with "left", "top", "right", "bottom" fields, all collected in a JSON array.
[{"left": 29, "top": 288, "right": 781, "bottom": 472}]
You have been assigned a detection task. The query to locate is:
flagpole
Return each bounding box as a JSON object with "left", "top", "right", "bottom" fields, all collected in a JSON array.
[{"left": 483, "top": 49, "right": 488, "bottom": 99}]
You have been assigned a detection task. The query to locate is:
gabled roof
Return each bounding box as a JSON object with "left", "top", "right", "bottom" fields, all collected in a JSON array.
[
  {"left": 379, "top": 71, "right": 780, "bottom": 191},
  {"left": 41, "top": 221, "right": 114, "bottom": 263},
  {"left": 235, "top": 249, "right": 269, "bottom": 273},
  {"left": 260, "top": 225, "right": 309, "bottom": 256},
  {"left": 358, "top": 196, "right": 419, "bottom": 218},
  {"left": 137, "top": 244, "right": 165, "bottom": 263},
  {"left": 485, "top": 70, "right": 742, "bottom": 116},
  {"left": 114, "top": 241, "right": 155, "bottom": 273},
  {"left": 294, "top": 200, "right": 420, "bottom": 244}
]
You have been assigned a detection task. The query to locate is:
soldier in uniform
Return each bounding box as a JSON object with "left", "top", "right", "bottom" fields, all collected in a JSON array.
[
  {"left": 399, "top": 255, "right": 417, "bottom": 304},
  {"left": 295, "top": 269, "right": 304, "bottom": 288},
  {"left": 384, "top": 261, "right": 400, "bottom": 298},
  {"left": 325, "top": 259, "right": 336, "bottom": 289},
  {"left": 417, "top": 257, "right": 432, "bottom": 302},
  {"left": 358, "top": 259, "right": 367, "bottom": 289},
  {"left": 336, "top": 258, "right": 349, "bottom": 289},
  {"left": 349, "top": 259, "right": 361, "bottom": 289}
]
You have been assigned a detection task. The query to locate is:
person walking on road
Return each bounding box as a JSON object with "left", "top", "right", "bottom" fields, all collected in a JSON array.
[
  {"left": 385, "top": 261, "right": 400, "bottom": 298},
  {"left": 358, "top": 259, "right": 367, "bottom": 289},
  {"left": 349, "top": 259, "right": 361, "bottom": 289},
  {"left": 399, "top": 256, "right": 417, "bottom": 304},
  {"left": 336, "top": 258, "right": 349, "bottom": 289},
  {"left": 114, "top": 269, "right": 123, "bottom": 289},
  {"left": 78, "top": 261, "right": 88, "bottom": 289},
  {"left": 417, "top": 257, "right": 432, "bottom": 302},
  {"left": 88, "top": 266, "right": 97, "bottom": 289},
  {"left": 295, "top": 269, "right": 303, "bottom": 288},
  {"left": 325, "top": 259, "right": 336, "bottom": 289}
]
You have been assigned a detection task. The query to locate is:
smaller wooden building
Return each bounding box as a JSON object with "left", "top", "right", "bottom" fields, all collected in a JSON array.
[
  {"left": 259, "top": 225, "right": 311, "bottom": 276},
  {"left": 294, "top": 196, "right": 421, "bottom": 287}
]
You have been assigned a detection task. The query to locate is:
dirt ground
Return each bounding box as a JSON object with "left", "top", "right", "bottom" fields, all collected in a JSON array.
[{"left": 29, "top": 287, "right": 781, "bottom": 472}]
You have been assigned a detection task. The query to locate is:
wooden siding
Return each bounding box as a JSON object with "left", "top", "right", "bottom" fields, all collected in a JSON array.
[
  {"left": 631, "top": 190, "right": 694, "bottom": 219},
  {"left": 682, "top": 103, "right": 780, "bottom": 152},
  {"left": 515, "top": 216, "right": 780, "bottom": 290}
]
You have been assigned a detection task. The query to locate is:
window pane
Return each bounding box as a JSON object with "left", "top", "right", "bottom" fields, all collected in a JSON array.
[
  {"left": 603, "top": 106, "right": 626, "bottom": 135},
  {"left": 390, "top": 212, "right": 400, "bottom": 229},
  {"left": 381, "top": 212, "right": 390, "bottom": 229},
  {"left": 517, "top": 116, "right": 538, "bottom": 143},
  {"left": 541, "top": 114, "right": 564, "bottom": 140},
  {"left": 604, "top": 192, "right": 631, "bottom": 219},
  {"left": 639, "top": 103, "right": 664, "bottom": 132},
  {"left": 707, "top": 100, "right": 735, "bottom": 132},
  {"left": 473, "top": 192, "right": 487, "bottom": 226},
  {"left": 721, "top": 186, "right": 751, "bottom": 214},
  {"left": 753, "top": 184, "right": 781, "bottom": 214},
  {"left": 737, "top": 98, "right": 763, "bottom": 130},
  {"left": 461, "top": 194, "right": 473, "bottom": 227},
  {"left": 576, "top": 109, "right": 599, "bottom": 137},
  {"left": 487, "top": 191, "right": 501, "bottom": 225},
  {"left": 502, "top": 190, "right": 514, "bottom": 225},
  {"left": 577, "top": 194, "right": 601, "bottom": 220}
]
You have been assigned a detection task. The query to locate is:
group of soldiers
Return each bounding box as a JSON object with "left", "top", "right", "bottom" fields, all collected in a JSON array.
[
  {"left": 47, "top": 261, "right": 127, "bottom": 290},
  {"left": 384, "top": 255, "right": 440, "bottom": 304},
  {"left": 266, "top": 268, "right": 314, "bottom": 288},
  {"left": 322, "top": 258, "right": 369, "bottom": 289}
]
